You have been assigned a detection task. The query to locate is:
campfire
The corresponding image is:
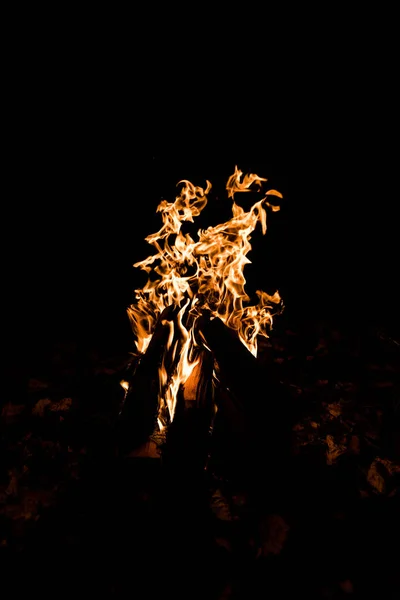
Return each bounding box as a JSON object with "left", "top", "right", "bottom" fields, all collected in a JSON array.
[
  {"left": 118, "top": 167, "right": 287, "bottom": 463},
  {"left": 3, "top": 162, "right": 400, "bottom": 598}
]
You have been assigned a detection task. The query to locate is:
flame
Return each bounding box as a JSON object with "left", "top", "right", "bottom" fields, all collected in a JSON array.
[
  {"left": 120, "top": 380, "right": 129, "bottom": 392},
  {"left": 127, "top": 167, "right": 283, "bottom": 430}
]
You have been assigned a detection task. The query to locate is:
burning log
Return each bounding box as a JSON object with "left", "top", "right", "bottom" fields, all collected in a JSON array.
[
  {"left": 200, "top": 314, "right": 292, "bottom": 485},
  {"left": 162, "top": 346, "right": 215, "bottom": 475},
  {"left": 199, "top": 314, "right": 282, "bottom": 408},
  {"left": 117, "top": 305, "right": 177, "bottom": 453},
  {"left": 117, "top": 305, "right": 216, "bottom": 465},
  {"left": 200, "top": 314, "right": 290, "bottom": 422}
]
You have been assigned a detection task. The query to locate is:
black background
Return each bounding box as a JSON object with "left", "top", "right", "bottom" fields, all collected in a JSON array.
[
  {"left": 7, "top": 44, "right": 399, "bottom": 368},
  {"left": 3, "top": 24, "right": 400, "bottom": 599}
]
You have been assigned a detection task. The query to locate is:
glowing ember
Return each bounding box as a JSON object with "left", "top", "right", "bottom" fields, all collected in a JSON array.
[{"left": 127, "top": 166, "right": 283, "bottom": 430}]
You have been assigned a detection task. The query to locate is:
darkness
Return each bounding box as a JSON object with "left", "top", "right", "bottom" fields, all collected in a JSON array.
[
  {"left": 16, "top": 99, "right": 399, "bottom": 361},
  {"left": 3, "top": 29, "right": 400, "bottom": 599},
  {"left": 4, "top": 0, "right": 398, "bottom": 371},
  {"left": 5, "top": 58, "right": 398, "bottom": 420}
]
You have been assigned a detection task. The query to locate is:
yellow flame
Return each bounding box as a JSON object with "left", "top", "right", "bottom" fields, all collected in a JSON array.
[
  {"left": 226, "top": 165, "right": 267, "bottom": 198},
  {"left": 127, "top": 168, "right": 283, "bottom": 429}
]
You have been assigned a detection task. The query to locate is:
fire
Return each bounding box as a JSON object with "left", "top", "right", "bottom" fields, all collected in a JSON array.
[{"left": 127, "top": 167, "right": 283, "bottom": 430}]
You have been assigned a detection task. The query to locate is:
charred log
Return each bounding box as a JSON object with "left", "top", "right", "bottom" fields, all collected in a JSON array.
[
  {"left": 162, "top": 347, "right": 215, "bottom": 475},
  {"left": 200, "top": 314, "right": 288, "bottom": 413},
  {"left": 200, "top": 315, "right": 293, "bottom": 491},
  {"left": 116, "top": 306, "right": 177, "bottom": 453}
]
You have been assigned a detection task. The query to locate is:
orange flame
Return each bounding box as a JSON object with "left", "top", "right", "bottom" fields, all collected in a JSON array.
[{"left": 127, "top": 167, "right": 283, "bottom": 429}]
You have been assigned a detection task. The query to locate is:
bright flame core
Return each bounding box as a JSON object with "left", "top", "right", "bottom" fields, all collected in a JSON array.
[{"left": 127, "top": 166, "right": 283, "bottom": 430}]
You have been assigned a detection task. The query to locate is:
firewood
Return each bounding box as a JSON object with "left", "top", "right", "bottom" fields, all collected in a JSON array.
[
  {"left": 162, "top": 346, "right": 215, "bottom": 474},
  {"left": 198, "top": 314, "right": 293, "bottom": 487},
  {"left": 199, "top": 314, "right": 287, "bottom": 414},
  {"left": 117, "top": 305, "right": 177, "bottom": 453}
]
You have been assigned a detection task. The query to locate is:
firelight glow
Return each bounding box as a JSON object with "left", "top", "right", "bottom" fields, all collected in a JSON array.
[{"left": 127, "top": 166, "right": 283, "bottom": 430}]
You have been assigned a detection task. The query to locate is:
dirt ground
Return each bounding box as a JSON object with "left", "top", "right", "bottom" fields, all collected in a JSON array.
[{"left": 1, "top": 314, "right": 399, "bottom": 599}]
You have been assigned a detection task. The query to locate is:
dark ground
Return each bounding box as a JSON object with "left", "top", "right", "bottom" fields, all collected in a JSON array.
[{"left": 1, "top": 307, "right": 400, "bottom": 599}]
